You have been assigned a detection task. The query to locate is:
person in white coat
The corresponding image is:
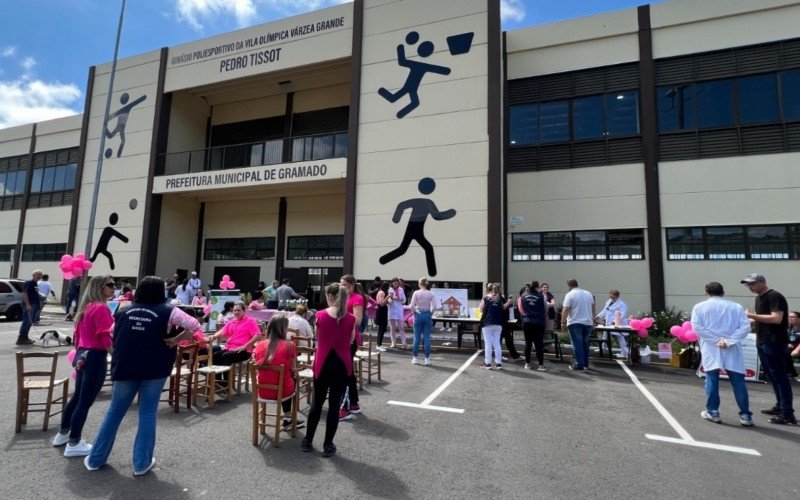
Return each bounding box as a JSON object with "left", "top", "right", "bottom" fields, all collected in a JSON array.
[
  {"left": 691, "top": 282, "right": 753, "bottom": 427},
  {"left": 596, "top": 289, "right": 629, "bottom": 359}
]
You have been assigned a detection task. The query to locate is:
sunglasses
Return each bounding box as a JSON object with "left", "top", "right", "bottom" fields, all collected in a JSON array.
[{"left": 104, "top": 283, "right": 116, "bottom": 289}]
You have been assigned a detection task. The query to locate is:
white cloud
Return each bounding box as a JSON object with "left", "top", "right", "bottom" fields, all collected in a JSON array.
[
  {"left": 21, "top": 56, "right": 36, "bottom": 72},
  {"left": 501, "top": 0, "right": 525, "bottom": 23},
  {"left": 2, "top": 46, "right": 16, "bottom": 58},
  {"left": 174, "top": 0, "right": 352, "bottom": 31},
  {"left": 0, "top": 79, "right": 82, "bottom": 129}
]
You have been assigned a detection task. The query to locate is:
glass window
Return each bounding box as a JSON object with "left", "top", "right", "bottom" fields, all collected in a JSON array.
[
  {"left": 658, "top": 85, "right": 695, "bottom": 132},
  {"left": 667, "top": 228, "right": 704, "bottom": 260},
  {"left": 605, "top": 91, "right": 639, "bottom": 136},
  {"left": 572, "top": 96, "right": 604, "bottom": 140},
  {"left": 203, "top": 237, "right": 275, "bottom": 261},
  {"left": 542, "top": 231, "right": 573, "bottom": 260},
  {"left": 30, "top": 169, "right": 43, "bottom": 193},
  {"left": 312, "top": 135, "right": 334, "bottom": 160},
  {"left": 706, "top": 226, "right": 745, "bottom": 259},
  {"left": 334, "top": 132, "right": 348, "bottom": 157},
  {"left": 53, "top": 165, "right": 67, "bottom": 191},
  {"left": 538, "top": 101, "right": 569, "bottom": 144},
  {"left": 287, "top": 235, "right": 343, "bottom": 260},
  {"left": 782, "top": 70, "right": 800, "bottom": 121},
  {"left": 509, "top": 105, "right": 538, "bottom": 146},
  {"left": 791, "top": 225, "right": 800, "bottom": 259},
  {"left": 695, "top": 80, "right": 734, "bottom": 129},
  {"left": 608, "top": 229, "right": 645, "bottom": 260},
  {"left": 0, "top": 173, "right": 5, "bottom": 196},
  {"left": 574, "top": 231, "right": 606, "bottom": 260},
  {"left": 738, "top": 74, "right": 779, "bottom": 124},
  {"left": 13, "top": 170, "right": 27, "bottom": 195},
  {"left": 41, "top": 167, "right": 55, "bottom": 192},
  {"left": 511, "top": 233, "right": 540, "bottom": 261},
  {"left": 747, "top": 226, "right": 788, "bottom": 259},
  {"left": 64, "top": 164, "right": 77, "bottom": 190}
]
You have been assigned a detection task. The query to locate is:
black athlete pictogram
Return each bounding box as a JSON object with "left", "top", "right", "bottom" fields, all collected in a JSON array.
[
  {"left": 104, "top": 92, "right": 147, "bottom": 158},
  {"left": 379, "top": 177, "right": 456, "bottom": 276},
  {"left": 90, "top": 213, "right": 129, "bottom": 270}
]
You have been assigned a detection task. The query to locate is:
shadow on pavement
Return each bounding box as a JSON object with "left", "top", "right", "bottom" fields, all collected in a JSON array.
[{"left": 332, "top": 454, "right": 411, "bottom": 499}]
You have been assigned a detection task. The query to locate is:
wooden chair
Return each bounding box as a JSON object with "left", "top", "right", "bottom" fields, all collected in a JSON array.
[
  {"left": 231, "top": 360, "right": 251, "bottom": 395},
  {"left": 193, "top": 349, "right": 234, "bottom": 409},
  {"left": 295, "top": 345, "right": 315, "bottom": 411},
  {"left": 15, "top": 351, "right": 69, "bottom": 433},
  {"left": 355, "top": 332, "right": 382, "bottom": 384},
  {"left": 249, "top": 362, "right": 298, "bottom": 447},
  {"left": 162, "top": 343, "right": 199, "bottom": 413}
]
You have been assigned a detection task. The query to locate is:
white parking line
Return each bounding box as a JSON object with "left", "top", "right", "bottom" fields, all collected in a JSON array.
[
  {"left": 387, "top": 349, "right": 483, "bottom": 413},
  {"left": 617, "top": 360, "right": 761, "bottom": 456}
]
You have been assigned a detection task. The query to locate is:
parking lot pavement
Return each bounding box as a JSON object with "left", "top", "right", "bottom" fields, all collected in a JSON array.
[{"left": 2, "top": 315, "right": 799, "bottom": 499}]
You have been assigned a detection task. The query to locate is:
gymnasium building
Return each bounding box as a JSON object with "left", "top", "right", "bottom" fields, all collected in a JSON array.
[{"left": 1, "top": 0, "right": 799, "bottom": 313}]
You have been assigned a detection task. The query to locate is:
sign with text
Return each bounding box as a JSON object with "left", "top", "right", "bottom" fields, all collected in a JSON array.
[
  {"left": 153, "top": 158, "right": 346, "bottom": 194},
  {"left": 658, "top": 343, "right": 673, "bottom": 360},
  {"left": 431, "top": 288, "right": 470, "bottom": 318}
]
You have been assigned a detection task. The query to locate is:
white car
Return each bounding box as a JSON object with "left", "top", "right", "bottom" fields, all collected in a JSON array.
[{"left": 0, "top": 279, "right": 25, "bottom": 321}]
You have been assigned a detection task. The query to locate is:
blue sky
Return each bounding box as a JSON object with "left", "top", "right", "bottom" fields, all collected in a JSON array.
[{"left": 0, "top": 0, "right": 665, "bottom": 129}]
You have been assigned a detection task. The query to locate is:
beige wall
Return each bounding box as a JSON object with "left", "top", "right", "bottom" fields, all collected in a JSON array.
[
  {"left": 34, "top": 115, "right": 82, "bottom": 153},
  {"left": 211, "top": 94, "right": 285, "bottom": 127},
  {"left": 354, "top": 0, "right": 491, "bottom": 283},
  {"left": 155, "top": 195, "right": 200, "bottom": 278},
  {"left": 0, "top": 123, "right": 33, "bottom": 157},
  {"left": 284, "top": 193, "right": 345, "bottom": 269},
  {"left": 167, "top": 93, "right": 209, "bottom": 153},
  {"left": 293, "top": 83, "right": 350, "bottom": 113}
]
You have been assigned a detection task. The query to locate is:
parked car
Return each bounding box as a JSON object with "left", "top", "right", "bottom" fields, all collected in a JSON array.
[{"left": 0, "top": 278, "right": 25, "bottom": 321}]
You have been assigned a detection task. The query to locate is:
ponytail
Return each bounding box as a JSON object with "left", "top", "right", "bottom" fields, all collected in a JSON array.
[{"left": 325, "top": 282, "right": 349, "bottom": 323}]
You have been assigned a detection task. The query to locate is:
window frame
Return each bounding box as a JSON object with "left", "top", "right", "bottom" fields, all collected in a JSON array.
[
  {"left": 203, "top": 237, "right": 276, "bottom": 261},
  {"left": 511, "top": 229, "right": 645, "bottom": 262},
  {"left": 287, "top": 235, "right": 344, "bottom": 261},
  {"left": 666, "top": 224, "right": 800, "bottom": 260}
]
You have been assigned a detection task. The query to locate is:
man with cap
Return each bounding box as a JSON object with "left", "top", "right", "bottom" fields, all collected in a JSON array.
[
  {"left": 187, "top": 271, "right": 202, "bottom": 298},
  {"left": 742, "top": 273, "right": 796, "bottom": 425}
]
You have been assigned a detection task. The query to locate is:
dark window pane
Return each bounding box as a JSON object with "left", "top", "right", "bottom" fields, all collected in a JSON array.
[
  {"left": 738, "top": 74, "right": 778, "bottom": 124},
  {"left": 41, "top": 167, "right": 55, "bottom": 192},
  {"left": 696, "top": 80, "right": 734, "bottom": 129},
  {"left": 0, "top": 173, "right": 6, "bottom": 196},
  {"left": 542, "top": 231, "right": 573, "bottom": 261},
  {"left": 509, "top": 105, "right": 538, "bottom": 146},
  {"left": 791, "top": 225, "right": 800, "bottom": 259},
  {"left": 658, "top": 85, "right": 695, "bottom": 132},
  {"left": 334, "top": 132, "right": 348, "bottom": 157},
  {"left": 667, "top": 228, "right": 704, "bottom": 259},
  {"left": 706, "top": 226, "right": 744, "bottom": 259},
  {"left": 11, "top": 170, "right": 26, "bottom": 195},
  {"left": 30, "top": 169, "right": 43, "bottom": 193},
  {"left": 53, "top": 165, "right": 67, "bottom": 191},
  {"left": 63, "top": 163, "right": 77, "bottom": 190},
  {"left": 511, "top": 233, "right": 541, "bottom": 261},
  {"left": 782, "top": 70, "right": 800, "bottom": 121},
  {"left": 605, "top": 91, "right": 639, "bottom": 136},
  {"left": 747, "top": 226, "right": 788, "bottom": 259},
  {"left": 572, "top": 96, "right": 604, "bottom": 140},
  {"left": 312, "top": 135, "right": 334, "bottom": 160},
  {"left": 539, "top": 101, "right": 569, "bottom": 144}
]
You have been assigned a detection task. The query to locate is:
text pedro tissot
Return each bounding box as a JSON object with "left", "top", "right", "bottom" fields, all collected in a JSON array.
[{"left": 164, "top": 164, "right": 329, "bottom": 190}]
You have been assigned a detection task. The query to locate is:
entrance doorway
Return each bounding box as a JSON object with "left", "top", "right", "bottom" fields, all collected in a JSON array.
[
  {"left": 280, "top": 267, "right": 342, "bottom": 308},
  {"left": 212, "top": 266, "right": 260, "bottom": 295}
]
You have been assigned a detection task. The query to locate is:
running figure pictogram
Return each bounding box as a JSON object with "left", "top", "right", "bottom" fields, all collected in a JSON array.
[
  {"left": 378, "top": 31, "right": 451, "bottom": 119},
  {"left": 90, "top": 213, "right": 129, "bottom": 270},
  {"left": 105, "top": 92, "right": 147, "bottom": 158},
  {"left": 379, "top": 177, "right": 456, "bottom": 276}
]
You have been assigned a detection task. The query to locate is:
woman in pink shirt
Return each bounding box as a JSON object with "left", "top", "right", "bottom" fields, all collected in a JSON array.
[
  {"left": 192, "top": 288, "right": 208, "bottom": 306},
  {"left": 301, "top": 282, "right": 355, "bottom": 458},
  {"left": 209, "top": 302, "right": 261, "bottom": 368},
  {"left": 52, "top": 275, "right": 116, "bottom": 457},
  {"left": 338, "top": 275, "right": 364, "bottom": 420}
]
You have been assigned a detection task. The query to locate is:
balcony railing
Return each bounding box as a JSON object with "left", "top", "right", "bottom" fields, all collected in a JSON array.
[{"left": 160, "top": 131, "right": 348, "bottom": 176}]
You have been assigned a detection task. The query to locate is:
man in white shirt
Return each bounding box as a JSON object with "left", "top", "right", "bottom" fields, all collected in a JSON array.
[
  {"left": 691, "top": 282, "right": 753, "bottom": 427},
  {"left": 561, "top": 278, "right": 596, "bottom": 371},
  {"left": 187, "top": 271, "right": 201, "bottom": 297},
  {"left": 596, "top": 289, "right": 629, "bottom": 359},
  {"left": 34, "top": 274, "right": 57, "bottom": 324}
]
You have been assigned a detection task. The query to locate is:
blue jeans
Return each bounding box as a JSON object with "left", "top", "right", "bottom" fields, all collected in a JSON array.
[
  {"left": 66, "top": 292, "right": 78, "bottom": 314},
  {"left": 568, "top": 323, "right": 592, "bottom": 368},
  {"left": 18, "top": 304, "right": 40, "bottom": 340},
  {"left": 61, "top": 349, "right": 107, "bottom": 443},
  {"left": 705, "top": 369, "right": 751, "bottom": 418},
  {"left": 87, "top": 378, "right": 167, "bottom": 472},
  {"left": 412, "top": 310, "right": 433, "bottom": 358},
  {"left": 758, "top": 343, "right": 794, "bottom": 418}
]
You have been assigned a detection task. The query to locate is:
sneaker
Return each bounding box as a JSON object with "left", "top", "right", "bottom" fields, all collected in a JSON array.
[
  {"left": 701, "top": 410, "right": 721, "bottom": 424},
  {"left": 349, "top": 403, "right": 361, "bottom": 414},
  {"left": 480, "top": 363, "right": 491, "bottom": 370},
  {"left": 322, "top": 443, "right": 337, "bottom": 458},
  {"left": 615, "top": 353, "right": 628, "bottom": 359},
  {"left": 282, "top": 419, "right": 306, "bottom": 429},
  {"left": 739, "top": 415, "right": 754, "bottom": 427},
  {"left": 524, "top": 363, "right": 531, "bottom": 370},
  {"left": 424, "top": 357, "right": 431, "bottom": 366},
  {"left": 501, "top": 356, "right": 508, "bottom": 362},
  {"left": 495, "top": 364, "right": 503, "bottom": 370},
  {"left": 338, "top": 409, "right": 352, "bottom": 421},
  {"left": 301, "top": 438, "right": 313, "bottom": 452},
  {"left": 568, "top": 364, "right": 584, "bottom": 371},
  {"left": 134, "top": 457, "right": 156, "bottom": 476},
  {"left": 376, "top": 346, "right": 387, "bottom": 352},
  {"left": 64, "top": 441, "right": 92, "bottom": 457},
  {"left": 83, "top": 456, "right": 101, "bottom": 471},
  {"left": 411, "top": 357, "right": 418, "bottom": 365},
  {"left": 768, "top": 414, "right": 797, "bottom": 425},
  {"left": 760, "top": 406, "right": 781, "bottom": 415},
  {"left": 15, "top": 338, "right": 34, "bottom": 345},
  {"left": 446, "top": 328, "right": 452, "bottom": 332},
  {"left": 537, "top": 365, "right": 550, "bottom": 372},
  {"left": 52, "top": 432, "right": 69, "bottom": 447}
]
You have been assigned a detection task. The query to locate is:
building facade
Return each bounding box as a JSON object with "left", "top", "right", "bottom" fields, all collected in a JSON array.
[{"left": 1, "top": 0, "right": 799, "bottom": 313}]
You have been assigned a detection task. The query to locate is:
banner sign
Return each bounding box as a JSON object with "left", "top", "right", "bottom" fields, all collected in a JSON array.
[
  {"left": 697, "top": 333, "right": 760, "bottom": 382},
  {"left": 431, "top": 288, "right": 470, "bottom": 318}
]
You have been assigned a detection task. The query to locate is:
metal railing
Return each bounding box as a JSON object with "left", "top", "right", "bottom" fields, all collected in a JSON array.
[{"left": 160, "top": 132, "right": 348, "bottom": 176}]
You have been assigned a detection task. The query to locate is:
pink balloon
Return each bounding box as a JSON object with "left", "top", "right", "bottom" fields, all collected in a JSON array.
[
  {"left": 629, "top": 319, "right": 642, "bottom": 330},
  {"left": 222, "top": 274, "right": 230, "bottom": 281},
  {"left": 640, "top": 317, "right": 654, "bottom": 328},
  {"left": 82, "top": 260, "right": 93, "bottom": 270},
  {"left": 60, "top": 262, "right": 72, "bottom": 272},
  {"left": 681, "top": 321, "right": 692, "bottom": 331},
  {"left": 406, "top": 315, "right": 414, "bottom": 327},
  {"left": 67, "top": 349, "right": 76, "bottom": 364},
  {"left": 227, "top": 281, "right": 236, "bottom": 289},
  {"left": 63, "top": 271, "right": 74, "bottom": 280},
  {"left": 637, "top": 327, "right": 649, "bottom": 338},
  {"left": 669, "top": 325, "right": 683, "bottom": 336},
  {"left": 683, "top": 331, "right": 698, "bottom": 342},
  {"left": 60, "top": 254, "right": 72, "bottom": 263},
  {"left": 75, "top": 253, "right": 86, "bottom": 261},
  {"left": 219, "top": 281, "right": 227, "bottom": 289},
  {"left": 203, "top": 304, "right": 211, "bottom": 314},
  {"left": 72, "top": 265, "right": 84, "bottom": 276}
]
